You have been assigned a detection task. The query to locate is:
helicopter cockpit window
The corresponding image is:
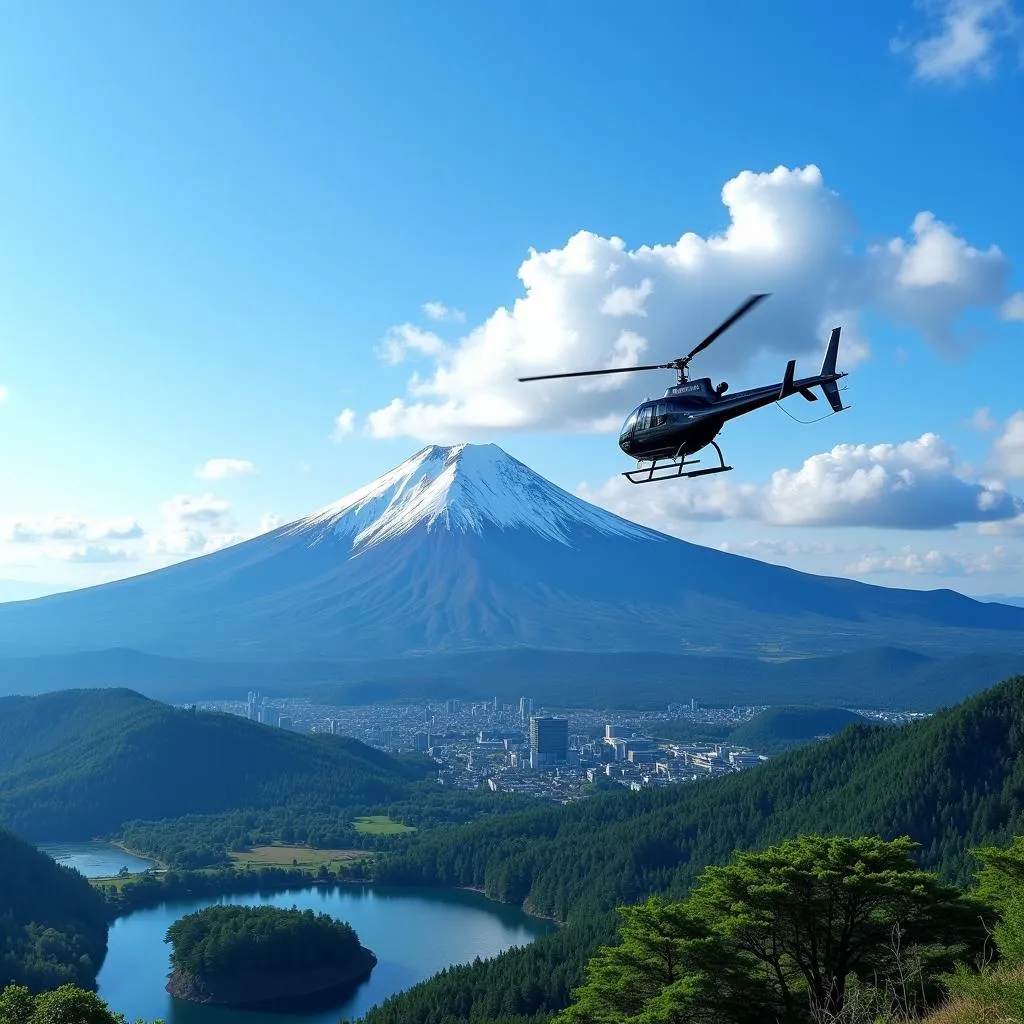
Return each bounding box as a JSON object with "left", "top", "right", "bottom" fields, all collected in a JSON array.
[
  {"left": 636, "top": 405, "right": 653, "bottom": 431},
  {"left": 619, "top": 408, "right": 639, "bottom": 441},
  {"left": 652, "top": 403, "right": 669, "bottom": 427}
]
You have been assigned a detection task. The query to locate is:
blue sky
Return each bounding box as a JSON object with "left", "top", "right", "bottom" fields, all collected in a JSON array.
[{"left": 1, "top": 0, "right": 1023, "bottom": 601}]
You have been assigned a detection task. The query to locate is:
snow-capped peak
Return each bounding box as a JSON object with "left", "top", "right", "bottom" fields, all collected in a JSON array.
[{"left": 288, "top": 443, "right": 659, "bottom": 551}]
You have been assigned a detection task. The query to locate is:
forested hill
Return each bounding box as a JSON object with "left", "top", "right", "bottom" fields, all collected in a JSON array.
[
  {"left": 372, "top": 674, "right": 1024, "bottom": 922},
  {"left": 0, "top": 827, "right": 109, "bottom": 992},
  {"left": 0, "top": 688, "right": 432, "bottom": 839},
  {"left": 727, "top": 705, "right": 875, "bottom": 752}
]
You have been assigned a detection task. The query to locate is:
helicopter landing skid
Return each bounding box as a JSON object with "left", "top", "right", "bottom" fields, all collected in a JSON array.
[{"left": 623, "top": 441, "right": 733, "bottom": 485}]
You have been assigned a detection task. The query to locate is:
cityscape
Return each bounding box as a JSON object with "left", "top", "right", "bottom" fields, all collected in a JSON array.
[{"left": 188, "top": 691, "right": 931, "bottom": 804}]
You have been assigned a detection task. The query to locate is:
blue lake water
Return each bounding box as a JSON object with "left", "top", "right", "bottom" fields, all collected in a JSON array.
[
  {"left": 37, "top": 840, "right": 156, "bottom": 877},
  {"left": 96, "top": 884, "right": 554, "bottom": 1024}
]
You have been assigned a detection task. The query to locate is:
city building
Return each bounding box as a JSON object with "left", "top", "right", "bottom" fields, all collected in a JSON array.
[{"left": 530, "top": 716, "right": 569, "bottom": 769}]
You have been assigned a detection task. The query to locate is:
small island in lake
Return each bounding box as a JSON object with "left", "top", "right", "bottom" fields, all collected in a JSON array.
[{"left": 164, "top": 904, "right": 377, "bottom": 1011}]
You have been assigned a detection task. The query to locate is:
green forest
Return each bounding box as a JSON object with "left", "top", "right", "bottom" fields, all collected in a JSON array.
[
  {"left": 165, "top": 905, "right": 364, "bottom": 978},
  {"left": 356, "top": 674, "right": 1024, "bottom": 1023},
  {"left": 0, "top": 688, "right": 432, "bottom": 839},
  {"left": 0, "top": 829, "right": 109, "bottom": 993}
]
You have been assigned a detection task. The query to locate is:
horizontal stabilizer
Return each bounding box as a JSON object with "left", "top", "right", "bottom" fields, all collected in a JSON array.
[{"left": 799, "top": 387, "right": 818, "bottom": 402}]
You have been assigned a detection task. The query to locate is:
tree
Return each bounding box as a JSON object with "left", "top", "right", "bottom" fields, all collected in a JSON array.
[
  {"left": 0, "top": 984, "right": 161, "bottom": 1024},
  {"left": 688, "top": 834, "right": 986, "bottom": 1021},
  {"left": 554, "top": 896, "right": 770, "bottom": 1024}
]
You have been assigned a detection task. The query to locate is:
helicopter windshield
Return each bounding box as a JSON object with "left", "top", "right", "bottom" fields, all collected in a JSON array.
[{"left": 619, "top": 407, "right": 640, "bottom": 441}]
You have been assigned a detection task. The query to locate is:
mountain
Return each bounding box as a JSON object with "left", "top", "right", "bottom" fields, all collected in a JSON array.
[
  {"left": 0, "top": 688, "right": 431, "bottom": 840},
  {"left": 0, "top": 443, "right": 1023, "bottom": 673},
  {"left": 0, "top": 827, "right": 109, "bottom": 992}
]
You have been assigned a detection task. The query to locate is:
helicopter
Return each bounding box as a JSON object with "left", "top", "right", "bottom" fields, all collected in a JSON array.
[{"left": 518, "top": 293, "right": 848, "bottom": 484}]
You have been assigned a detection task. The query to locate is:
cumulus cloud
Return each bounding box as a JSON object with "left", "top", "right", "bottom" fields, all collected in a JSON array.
[
  {"left": 847, "top": 544, "right": 1024, "bottom": 576},
  {"left": 422, "top": 301, "right": 466, "bottom": 323},
  {"left": 258, "top": 512, "right": 284, "bottom": 533},
  {"left": 993, "top": 411, "right": 1024, "bottom": 477},
  {"left": 892, "top": 0, "right": 1023, "bottom": 83},
  {"left": 5, "top": 516, "right": 144, "bottom": 544},
  {"left": 360, "top": 165, "right": 1018, "bottom": 443},
  {"left": 198, "top": 458, "right": 256, "bottom": 480},
  {"left": 377, "top": 324, "right": 447, "bottom": 366},
  {"left": 577, "top": 433, "right": 1024, "bottom": 532},
  {"left": 1003, "top": 292, "right": 1024, "bottom": 320},
  {"left": 332, "top": 408, "right": 357, "bottom": 441}
]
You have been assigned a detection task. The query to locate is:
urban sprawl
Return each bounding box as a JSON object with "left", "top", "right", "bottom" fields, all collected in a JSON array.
[{"left": 194, "top": 693, "right": 926, "bottom": 805}]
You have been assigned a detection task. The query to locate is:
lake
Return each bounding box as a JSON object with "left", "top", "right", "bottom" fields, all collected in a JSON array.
[
  {"left": 37, "top": 840, "right": 155, "bottom": 877},
  {"left": 97, "top": 884, "right": 555, "bottom": 1024}
]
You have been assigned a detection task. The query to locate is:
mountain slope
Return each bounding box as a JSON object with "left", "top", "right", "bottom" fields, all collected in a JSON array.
[
  {"left": 0, "top": 827, "right": 109, "bottom": 992},
  {"left": 0, "top": 689, "right": 431, "bottom": 840},
  {"left": 0, "top": 444, "right": 1022, "bottom": 664}
]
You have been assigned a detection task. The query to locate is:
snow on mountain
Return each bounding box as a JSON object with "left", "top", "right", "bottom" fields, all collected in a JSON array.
[{"left": 289, "top": 443, "right": 658, "bottom": 550}]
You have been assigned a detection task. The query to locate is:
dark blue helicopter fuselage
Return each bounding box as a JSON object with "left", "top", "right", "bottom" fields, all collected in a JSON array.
[{"left": 619, "top": 369, "right": 842, "bottom": 462}]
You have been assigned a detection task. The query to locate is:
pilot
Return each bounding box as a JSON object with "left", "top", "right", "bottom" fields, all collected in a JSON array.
[{"left": 716, "top": 381, "right": 729, "bottom": 395}]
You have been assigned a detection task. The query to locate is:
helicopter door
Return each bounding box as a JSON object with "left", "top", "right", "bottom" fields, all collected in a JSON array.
[{"left": 636, "top": 405, "right": 653, "bottom": 432}]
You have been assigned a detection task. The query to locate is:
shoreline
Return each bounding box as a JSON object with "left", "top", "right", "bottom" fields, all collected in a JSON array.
[{"left": 456, "top": 884, "right": 563, "bottom": 927}]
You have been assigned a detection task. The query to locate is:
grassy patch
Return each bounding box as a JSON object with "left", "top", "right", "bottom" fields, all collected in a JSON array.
[
  {"left": 353, "top": 815, "right": 416, "bottom": 835},
  {"left": 229, "top": 844, "right": 366, "bottom": 868}
]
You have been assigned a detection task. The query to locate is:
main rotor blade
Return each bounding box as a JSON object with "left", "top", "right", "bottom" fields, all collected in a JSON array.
[
  {"left": 685, "top": 292, "right": 770, "bottom": 362},
  {"left": 518, "top": 363, "right": 669, "bottom": 382}
]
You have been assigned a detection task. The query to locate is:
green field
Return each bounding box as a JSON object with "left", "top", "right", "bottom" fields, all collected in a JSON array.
[
  {"left": 353, "top": 815, "right": 416, "bottom": 835},
  {"left": 229, "top": 844, "right": 367, "bottom": 868}
]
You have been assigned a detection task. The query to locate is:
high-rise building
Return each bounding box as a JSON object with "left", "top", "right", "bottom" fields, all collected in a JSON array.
[
  {"left": 413, "top": 731, "right": 430, "bottom": 752},
  {"left": 518, "top": 696, "right": 534, "bottom": 722},
  {"left": 529, "top": 716, "right": 568, "bottom": 769},
  {"left": 278, "top": 715, "right": 293, "bottom": 731},
  {"left": 246, "top": 690, "right": 262, "bottom": 721}
]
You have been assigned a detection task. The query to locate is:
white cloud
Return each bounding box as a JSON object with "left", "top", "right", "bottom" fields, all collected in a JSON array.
[
  {"left": 61, "top": 543, "right": 137, "bottom": 565},
  {"left": 1003, "top": 292, "right": 1024, "bottom": 320},
  {"left": 363, "top": 165, "right": 1018, "bottom": 443},
  {"left": 847, "top": 544, "right": 1024, "bottom": 576},
  {"left": 5, "top": 516, "right": 144, "bottom": 544},
  {"left": 160, "top": 494, "right": 230, "bottom": 525},
  {"left": 892, "top": 0, "right": 1022, "bottom": 83},
  {"left": 577, "top": 433, "right": 1024, "bottom": 532},
  {"left": 993, "top": 411, "right": 1024, "bottom": 477},
  {"left": 377, "top": 324, "right": 447, "bottom": 366},
  {"left": 867, "top": 211, "right": 1011, "bottom": 352},
  {"left": 971, "top": 406, "right": 996, "bottom": 430},
  {"left": 198, "top": 458, "right": 256, "bottom": 480},
  {"left": 422, "top": 301, "right": 466, "bottom": 323},
  {"left": 332, "top": 408, "right": 357, "bottom": 441},
  {"left": 258, "top": 512, "right": 284, "bottom": 533}
]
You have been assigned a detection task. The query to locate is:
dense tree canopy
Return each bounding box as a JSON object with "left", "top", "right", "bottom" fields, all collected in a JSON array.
[
  {"left": 0, "top": 689, "right": 432, "bottom": 840},
  {"left": 556, "top": 836, "right": 989, "bottom": 1024},
  {"left": 165, "top": 906, "right": 363, "bottom": 978},
  {"left": 0, "top": 830, "right": 108, "bottom": 993}
]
